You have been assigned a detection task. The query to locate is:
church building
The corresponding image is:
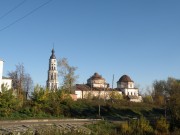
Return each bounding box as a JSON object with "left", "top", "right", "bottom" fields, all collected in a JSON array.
[
  {"left": 75, "top": 73, "right": 142, "bottom": 102},
  {"left": 75, "top": 72, "right": 116, "bottom": 99},
  {"left": 46, "top": 48, "right": 59, "bottom": 90},
  {"left": 117, "top": 75, "right": 142, "bottom": 102}
]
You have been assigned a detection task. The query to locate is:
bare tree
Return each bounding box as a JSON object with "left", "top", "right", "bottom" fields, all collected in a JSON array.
[
  {"left": 23, "top": 73, "right": 33, "bottom": 99},
  {"left": 57, "top": 58, "right": 78, "bottom": 92},
  {"left": 8, "top": 63, "right": 33, "bottom": 99}
]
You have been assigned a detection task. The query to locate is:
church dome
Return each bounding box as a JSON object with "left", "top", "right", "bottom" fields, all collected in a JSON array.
[
  {"left": 89, "top": 72, "right": 105, "bottom": 80},
  {"left": 118, "top": 75, "right": 133, "bottom": 82}
]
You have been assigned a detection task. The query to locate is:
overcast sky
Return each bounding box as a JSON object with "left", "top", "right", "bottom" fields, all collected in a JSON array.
[{"left": 0, "top": 0, "right": 180, "bottom": 93}]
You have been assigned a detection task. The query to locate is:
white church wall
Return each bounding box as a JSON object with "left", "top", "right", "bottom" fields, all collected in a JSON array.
[
  {"left": 124, "top": 88, "right": 138, "bottom": 96},
  {"left": 75, "top": 89, "right": 122, "bottom": 100},
  {"left": 2, "top": 78, "right": 12, "bottom": 90}
]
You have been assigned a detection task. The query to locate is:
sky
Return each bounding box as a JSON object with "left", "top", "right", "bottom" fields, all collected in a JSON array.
[{"left": 0, "top": 0, "right": 180, "bottom": 93}]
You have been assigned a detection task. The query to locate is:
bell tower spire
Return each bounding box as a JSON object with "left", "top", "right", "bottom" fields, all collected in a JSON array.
[{"left": 46, "top": 47, "right": 59, "bottom": 90}]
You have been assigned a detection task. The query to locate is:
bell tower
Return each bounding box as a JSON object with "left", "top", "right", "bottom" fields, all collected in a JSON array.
[{"left": 46, "top": 48, "right": 59, "bottom": 90}]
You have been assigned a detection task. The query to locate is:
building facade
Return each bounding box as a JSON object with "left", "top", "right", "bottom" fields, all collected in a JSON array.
[
  {"left": 117, "top": 75, "right": 142, "bottom": 102},
  {"left": 0, "top": 60, "right": 3, "bottom": 92},
  {"left": 75, "top": 72, "right": 121, "bottom": 100},
  {"left": 0, "top": 59, "right": 12, "bottom": 92},
  {"left": 75, "top": 73, "right": 142, "bottom": 102},
  {"left": 46, "top": 48, "right": 59, "bottom": 90}
]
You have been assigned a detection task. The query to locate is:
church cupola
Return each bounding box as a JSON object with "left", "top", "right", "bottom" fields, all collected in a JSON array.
[
  {"left": 50, "top": 48, "right": 56, "bottom": 59},
  {"left": 46, "top": 48, "right": 59, "bottom": 90},
  {"left": 117, "top": 75, "right": 134, "bottom": 89},
  {"left": 87, "top": 72, "right": 109, "bottom": 88}
]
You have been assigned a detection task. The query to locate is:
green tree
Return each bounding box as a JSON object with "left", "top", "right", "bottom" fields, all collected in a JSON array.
[
  {"left": 155, "top": 116, "right": 169, "bottom": 135},
  {"left": 129, "top": 116, "right": 153, "bottom": 135},
  {"left": 109, "top": 91, "right": 122, "bottom": 100},
  {"left": 152, "top": 80, "right": 166, "bottom": 106},
  {"left": 166, "top": 78, "right": 180, "bottom": 130},
  {"left": 152, "top": 77, "right": 180, "bottom": 130},
  {"left": 31, "top": 85, "right": 49, "bottom": 116},
  {"left": 58, "top": 58, "right": 78, "bottom": 92},
  {"left": 0, "top": 87, "right": 22, "bottom": 117}
]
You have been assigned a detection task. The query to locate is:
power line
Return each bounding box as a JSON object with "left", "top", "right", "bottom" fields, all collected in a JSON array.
[
  {"left": 0, "top": 0, "right": 53, "bottom": 32},
  {"left": 0, "top": 0, "right": 27, "bottom": 20}
]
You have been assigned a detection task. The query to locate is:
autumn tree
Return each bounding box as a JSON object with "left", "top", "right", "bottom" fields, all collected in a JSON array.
[
  {"left": 152, "top": 77, "right": 180, "bottom": 130},
  {"left": 152, "top": 80, "right": 166, "bottom": 106},
  {"left": 57, "top": 58, "right": 78, "bottom": 92},
  {"left": 166, "top": 78, "right": 180, "bottom": 130}
]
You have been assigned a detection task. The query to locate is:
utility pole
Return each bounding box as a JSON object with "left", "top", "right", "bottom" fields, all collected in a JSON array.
[
  {"left": 112, "top": 74, "right": 114, "bottom": 89},
  {"left": 98, "top": 90, "right": 101, "bottom": 117}
]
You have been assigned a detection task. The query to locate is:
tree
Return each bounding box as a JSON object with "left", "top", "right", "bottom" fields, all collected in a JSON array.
[
  {"left": 57, "top": 58, "right": 78, "bottom": 92},
  {"left": 8, "top": 63, "right": 33, "bottom": 99},
  {"left": 152, "top": 77, "right": 180, "bottom": 130},
  {"left": 166, "top": 78, "right": 180, "bottom": 130},
  {"left": 24, "top": 73, "right": 33, "bottom": 99},
  {"left": 152, "top": 80, "right": 166, "bottom": 106},
  {"left": 109, "top": 91, "right": 122, "bottom": 100},
  {"left": 155, "top": 116, "right": 169, "bottom": 134},
  {"left": 0, "top": 86, "right": 22, "bottom": 117}
]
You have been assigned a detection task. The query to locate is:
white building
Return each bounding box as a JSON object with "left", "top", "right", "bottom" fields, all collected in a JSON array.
[
  {"left": 75, "top": 73, "right": 142, "bottom": 102},
  {"left": 75, "top": 84, "right": 121, "bottom": 99},
  {"left": 117, "top": 75, "right": 142, "bottom": 102},
  {"left": 75, "top": 72, "right": 122, "bottom": 100},
  {"left": 0, "top": 59, "right": 12, "bottom": 92},
  {"left": 46, "top": 48, "right": 59, "bottom": 90},
  {"left": 2, "top": 77, "right": 12, "bottom": 90}
]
